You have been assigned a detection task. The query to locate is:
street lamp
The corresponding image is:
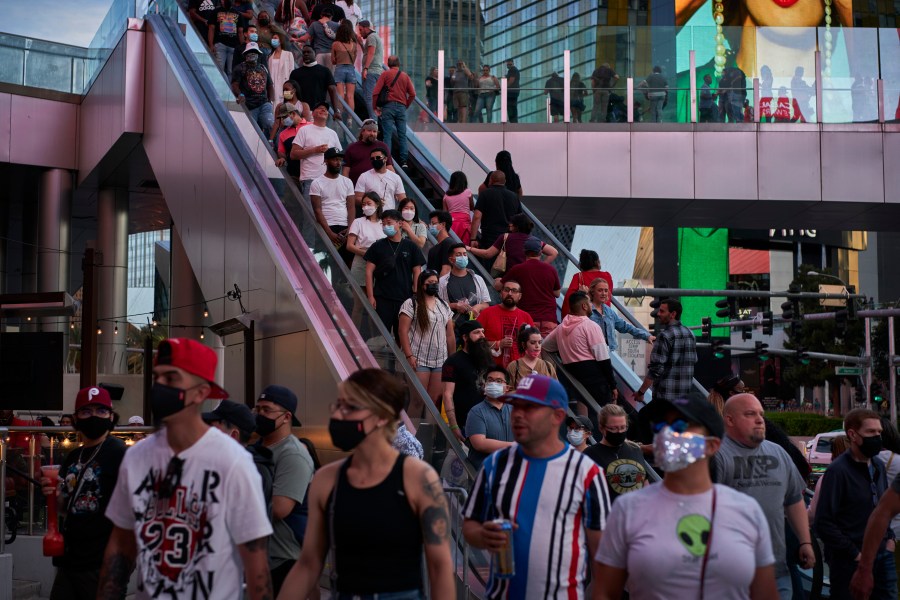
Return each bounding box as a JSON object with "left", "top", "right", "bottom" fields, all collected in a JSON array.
[{"left": 807, "top": 270, "right": 848, "bottom": 286}]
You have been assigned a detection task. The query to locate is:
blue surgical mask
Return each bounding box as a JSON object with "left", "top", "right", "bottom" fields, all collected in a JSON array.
[
  {"left": 271, "top": 37, "right": 280, "bottom": 48},
  {"left": 484, "top": 382, "right": 504, "bottom": 399},
  {"left": 249, "top": 33, "right": 259, "bottom": 42},
  {"left": 428, "top": 225, "right": 440, "bottom": 236},
  {"left": 383, "top": 225, "right": 397, "bottom": 237},
  {"left": 283, "top": 117, "right": 294, "bottom": 127},
  {"left": 454, "top": 256, "right": 469, "bottom": 269}
]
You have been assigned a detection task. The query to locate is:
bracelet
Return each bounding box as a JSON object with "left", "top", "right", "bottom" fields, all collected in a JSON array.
[
  {"left": 799, "top": 542, "right": 813, "bottom": 547},
  {"left": 405, "top": 354, "right": 413, "bottom": 358},
  {"left": 449, "top": 425, "right": 459, "bottom": 430},
  {"left": 446, "top": 408, "right": 455, "bottom": 413}
]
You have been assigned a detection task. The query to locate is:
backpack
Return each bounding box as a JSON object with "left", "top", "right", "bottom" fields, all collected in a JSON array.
[
  {"left": 247, "top": 443, "right": 275, "bottom": 519},
  {"left": 376, "top": 70, "right": 402, "bottom": 108},
  {"left": 281, "top": 437, "right": 321, "bottom": 545}
]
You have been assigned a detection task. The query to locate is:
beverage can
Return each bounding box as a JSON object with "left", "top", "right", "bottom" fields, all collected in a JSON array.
[{"left": 492, "top": 518, "right": 515, "bottom": 578}]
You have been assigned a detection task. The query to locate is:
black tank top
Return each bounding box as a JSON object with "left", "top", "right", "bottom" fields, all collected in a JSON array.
[{"left": 330, "top": 453, "right": 423, "bottom": 593}]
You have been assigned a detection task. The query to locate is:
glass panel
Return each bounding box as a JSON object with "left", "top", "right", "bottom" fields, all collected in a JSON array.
[
  {"left": 0, "top": 40, "right": 25, "bottom": 87},
  {"left": 881, "top": 29, "right": 900, "bottom": 123},
  {"left": 753, "top": 27, "right": 819, "bottom": 123},
  {"left": 25, "top": 51, "right": 76, "bottom": 93},
  {"left": 820, "top": 27, "right": 880, "bottom": 123}
]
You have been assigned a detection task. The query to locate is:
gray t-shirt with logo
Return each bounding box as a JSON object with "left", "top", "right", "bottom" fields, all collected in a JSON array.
[{"left": 712, "top": 436, "right": 805, "bottom": 577}]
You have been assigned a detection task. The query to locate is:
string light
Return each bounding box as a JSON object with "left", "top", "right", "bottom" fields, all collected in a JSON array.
[
  {"left": 203, "top": 304, "right": 209, "bottom": 318},
  {"left": 114, "top": 321, "right": 119, "bottom": 335},
  {"left": 26, "top": 316, "right": 31, "bottom": 321},
  {"left": 70, "top": 322, "right": 75, "bottom": 329},
  {"left": 97, "top": 326, "right": 102, "bottom": 335}
]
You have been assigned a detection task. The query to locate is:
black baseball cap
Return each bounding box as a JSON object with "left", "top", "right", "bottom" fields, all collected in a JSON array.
[
  {"left": 457, "top": 320, "right": 484, "bottom": 337},
  {"left": 324, "top": 147, "right": 344, "bottom": 159},
  {"left": 566, "top": 415, "right": 593, "bottom": 431},
  {"left": 258, "top": 384, "right": 301, "bottom": 426},
  {"left": 202, "top": 400, "right": 256, "bottom": 437},
  {"left": 312, "top": 101, "right": 331, "bottom": 111},
  {"left": 644, "top": 392, "right": 725, "bottom": 438}
]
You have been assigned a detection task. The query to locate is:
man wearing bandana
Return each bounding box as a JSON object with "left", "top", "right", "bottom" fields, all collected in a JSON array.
[{"left": 99, "top": 338, "right": 272, "bottom": 600}]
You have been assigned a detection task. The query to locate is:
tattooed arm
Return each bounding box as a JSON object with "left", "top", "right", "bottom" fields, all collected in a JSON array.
[
  {"left": 238, "top": 536, "right": 273, "bottom": 600},
  {"left": 97, "top": 526, "right": 137, "bottom": 600},
  {"left": 407, "top": 459, "right": 455, "bottom": 600}
]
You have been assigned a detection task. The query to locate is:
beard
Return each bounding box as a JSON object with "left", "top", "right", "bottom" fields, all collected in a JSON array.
[
  {"left": 466, "top": 338, "right": 494, "bottom": 370},
  {"left": 502, "top": 297, "right": 517, "bottom": 308}
]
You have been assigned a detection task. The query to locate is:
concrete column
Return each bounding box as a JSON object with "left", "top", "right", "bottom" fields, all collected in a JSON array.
[
  {"left": 38, "top": 169, "right": 73, "bottom": 363},
  {"left": 97, "top": 188, "right": 129, "bottom": 374},
  {"left": 768, "top": 249, "right": 794, "bottom": 314}
]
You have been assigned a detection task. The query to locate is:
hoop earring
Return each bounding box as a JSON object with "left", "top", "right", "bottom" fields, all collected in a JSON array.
[
  {"left": 714, "top": 0, "right": 726, "bottom": 78},
  {"left": 823, "top": 0, "right": 833, "bottom": 77}
]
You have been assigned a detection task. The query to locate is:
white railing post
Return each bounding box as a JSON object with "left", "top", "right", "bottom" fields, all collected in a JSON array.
[
  {"left": 689, "top": 50, "right": 697, "bottom": 123},
  {"left": 563, "top": 50, "right": 571, "bottom": 123},
  {"left": 627, "top": 77, "right": 634, "bottom": 123},
  {"left": 501, "top": 77, "right": 508, "bottom": 123},
  {"left": 437, "top": 50, "right": 445, "bottom": 122}
]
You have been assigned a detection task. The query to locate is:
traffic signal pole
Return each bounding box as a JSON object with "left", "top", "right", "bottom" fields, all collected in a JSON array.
[
  {"left": 866, "top": 317, "right": 873, "bottom": 410},
  {"left": 890, "top": 316, "right": 896, "bottom": 423}
]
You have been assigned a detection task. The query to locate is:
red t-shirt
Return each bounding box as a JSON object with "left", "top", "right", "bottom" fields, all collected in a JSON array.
[
  {"left": 477, "top": 305, "right": 535, "bottom": 367},
  {"left": 502, "top": 259, "right": 561, "bottom": 323},
  {"left": 491, "top": 232, "right": 541, "bottom": 272},
  {"left": 343, "top": 140, "right": 392, "bottom": 184},
  {"left": 561, "top": 270, "right": 613, "bottom": 316}
]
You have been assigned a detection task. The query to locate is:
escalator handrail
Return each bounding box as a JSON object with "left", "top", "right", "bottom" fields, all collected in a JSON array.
[
  {"left": 146, "top": 14, "right": 371, "bottom": 376},
  {"left": 334, "top": 96, "right": 500, "bottom": 300}
]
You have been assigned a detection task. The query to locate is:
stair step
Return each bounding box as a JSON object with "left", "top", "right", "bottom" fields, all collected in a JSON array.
[{"left": 12, "top": 579, "right": 41, "bottom": 600}]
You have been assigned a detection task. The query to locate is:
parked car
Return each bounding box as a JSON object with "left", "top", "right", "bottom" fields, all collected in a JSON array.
[{"left": 807, "top": 429, "right": 845, "bottom": 467}]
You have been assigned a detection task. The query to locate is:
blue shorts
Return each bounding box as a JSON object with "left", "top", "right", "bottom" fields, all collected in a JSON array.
[
  {"left": 415, "top": 365, "right": 442, "bottom": 374},
  {"left": 334, "top": 64, "right": 358, "bottom": 84}
]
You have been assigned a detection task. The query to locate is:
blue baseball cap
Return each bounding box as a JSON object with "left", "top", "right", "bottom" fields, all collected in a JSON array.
[
  {"left": 500, "top": 374, "right": 568, "bottom": 409},
  {"left": 258, "top": 384, "right": 301, "bottom": 426}
]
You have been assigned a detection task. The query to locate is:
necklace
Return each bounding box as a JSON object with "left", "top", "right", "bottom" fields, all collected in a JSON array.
[{"left": 77, "top": 438, "right": 106, "bottom": 468}]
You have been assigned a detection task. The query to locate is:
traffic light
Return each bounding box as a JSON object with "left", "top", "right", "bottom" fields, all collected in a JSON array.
[
  {"left": 796, "top": 347, "right": 810, "bottom": 365},
  {"left": 701, "top": 317, "right": 712, "bottom": 341},
  {"left": 781, "top": 283, "right": 802, "bottom": 337},
  {"left": 835, "top": 309, "right": 849, "bottom": 337},
  {"left": 755, "top": 341, "right": 770, "bottom": 362},
  {"left": 649, "top": 297, "right": 663, "bottom": 336},
  {"left": 742, "top": 325, "right": 753, "bottom": 341},
  {"left": 761, "top": 311, "right": 774, "bottom": 336},
  {"left": 711, "top": 339, "right": 726, "bottom": 359},
  {"left": 780, "top": 299, "right": 795, "bottom": 321},
  {"left": 847, "top": 285, "right": 858, "bottom": 320},
  {"left": 872, "top": 382, "right": 884, "bottom": 404}
]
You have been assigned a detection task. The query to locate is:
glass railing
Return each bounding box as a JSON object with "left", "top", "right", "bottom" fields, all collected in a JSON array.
[{"left": 397, "top": 24, "right": 899, "bottom": 125}]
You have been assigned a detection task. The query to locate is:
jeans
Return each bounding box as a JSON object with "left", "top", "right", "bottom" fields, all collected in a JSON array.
[
  {"left": 380, "top": 101, "right": 408, "bottom": 165},
  {"left": 775, "top": 573, "right": 793, "bottom": 600},
  {"left": 828, "top": 551, "right": 898, "bottom": 600},
  {"left": 507, "top": 92, "right": 519, "bottom": 122},
  {"left": 362, "top": 71, "right": 380, "bottom": 119},
  {"left": 299, "top": 179, "right": 313, "bottom": 202},
  {"left": 647, "top": 92, "right": 665, "bottom": 123},
  {"left": 474, "top": 93, "right": 496, "bottom": 122},
  {"left": 249, "top": 102, "right": 274, "bottom": 135},
  {"left": 214, "top": 43, "right": 235, "bottom": 79},
  {"left": 591, "top": 89, "right": 610, "bottom": 122}
]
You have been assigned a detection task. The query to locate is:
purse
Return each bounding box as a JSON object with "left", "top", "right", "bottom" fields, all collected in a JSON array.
[{"left": 490, "top": 234, "right": 509, "bottom": 277}]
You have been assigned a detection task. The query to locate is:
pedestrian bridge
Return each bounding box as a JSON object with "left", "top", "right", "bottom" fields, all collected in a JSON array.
[{"left": 416, "top": 122, "right": 900, "bottom": 231}]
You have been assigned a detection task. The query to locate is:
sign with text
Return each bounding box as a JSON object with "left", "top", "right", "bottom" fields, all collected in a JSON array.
[
  {"left": 834, "top": 366, "right": 863, "bottom": 376},
  {"left": 619, "top": 337, "right": 649, "bottom": 378}
]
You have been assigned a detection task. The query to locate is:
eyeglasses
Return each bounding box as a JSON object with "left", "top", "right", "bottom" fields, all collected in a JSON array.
[
  {"left": 501, "top": 287, "right": 521, "bottom": 294},
  {"left": 485, "top": 377, "right": 507, "bottom": 384},
  {"left": 329, "top": 401, "right": 367, "bottom": 416},
  {"left": 158, "top": 456, "right": 184, "bottom": 499},
  {"left": 604, "top": 425, "right": 628, "bottom": 433},
  {"left": 652, "top": 419, "right": 689, "bottom": 433},
  {"left": 252, "top": 405, "right": 287, "bottom": 417},
  {"left": 75, "top": 406, "right": 111, "bottom": 419}
]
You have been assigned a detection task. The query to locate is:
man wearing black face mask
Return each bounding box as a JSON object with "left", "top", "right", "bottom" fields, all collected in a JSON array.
[
  {"left": 100, "top": 338, "right": 273, "bottom": 600},
  {"left": 310, "top": 147, "right": 355, "bottom": 267},
  {"left": 585, "top": 404, "right": 652, "bottom": 503},
  {"left": 252, "top": 385, "right": 314, "bottom": 595},
  {"left": 41, "top": 386, "right": 125, "bottom": 600},
  {"left": 815, "top": 408, "right": 897, "bottom": 600}
]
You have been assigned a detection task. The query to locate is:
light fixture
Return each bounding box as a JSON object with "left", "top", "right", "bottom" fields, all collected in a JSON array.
[
  {"left": 200, "top": 330, "right": 205, "bottom": 340},
  {"left": 114, "top": 321, "right": 119, "bottom": 335},
  {"left": 97, "top": 326, "right": 102, "bottom": 335},
  {"left": 203, "top": 304, "right": 209, "bottom": 318},
  {"left": 26, "top": 316, "right": 31, "bottom": 321},
  {"left": 70, "top": 322, "right": 75, "bottom": 330},
  {"left": 152, "top": 318, "right": 158, "bottom": 327}
]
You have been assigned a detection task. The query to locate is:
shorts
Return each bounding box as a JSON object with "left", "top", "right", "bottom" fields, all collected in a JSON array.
[
  {"left": 351, "top": 254, "right": 368, "bottom": 286},
  {"left": 416, "top": 365, "right": 442, "bottom": 373},
  {"left": 549, "top": 98, "right": 564, "bottom": 116},
  {"left": 453, "top": 90, "right": 469, "bottom": 109},
  {"left": 334, "top": 64, "right": 358, "bottom": 84}
]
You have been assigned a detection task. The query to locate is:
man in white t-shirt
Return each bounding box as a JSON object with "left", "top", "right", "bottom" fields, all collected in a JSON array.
[
  {"left": 354, "top": 146, "right": 405, "bottom": 211},
  {"left": 290, "top": 101, "right": 341, "bottom": 200},
  {"left": 310, "top": 147, "right": 355, "bottom": 266},
  {"left": 99, "top": 338, "right": 273, "bottom": 600}
]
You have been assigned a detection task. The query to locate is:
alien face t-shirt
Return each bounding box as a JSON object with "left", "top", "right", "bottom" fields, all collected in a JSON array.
[{"left": 595, "top": 483, "right": 774, "bottom": 600}]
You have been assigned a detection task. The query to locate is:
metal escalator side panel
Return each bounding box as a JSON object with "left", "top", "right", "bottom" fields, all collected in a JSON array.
[{"left": 143, "top": 15, "right": 372, "bottom": 379}]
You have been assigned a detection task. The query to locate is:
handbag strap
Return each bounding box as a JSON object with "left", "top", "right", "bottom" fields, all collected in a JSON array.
[{"left": 500, "top": 233, "right": 508, "bottom": 251}]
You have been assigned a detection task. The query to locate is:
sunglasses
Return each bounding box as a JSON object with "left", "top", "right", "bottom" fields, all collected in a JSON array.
[{"left": 652, "top": 419, "right": 689, "bottom": 434}]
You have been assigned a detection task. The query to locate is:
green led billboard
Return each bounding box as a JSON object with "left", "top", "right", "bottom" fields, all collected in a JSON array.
[{"left": 678, "top": 228, "right": 728, "bottom": 334}]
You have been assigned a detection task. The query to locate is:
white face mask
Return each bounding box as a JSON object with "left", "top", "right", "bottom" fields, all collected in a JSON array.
[
  {"left": 484, "top": 382, "right": 505, "bottom": 399},
  {"left": 362, "top": 205, "right": 377, "bottom": 217},
  {"left": 567, "top": 430, "right": 586, "bottom": 446},
  {"left": 401, "top": 210, "right": 416, "bottom": 222}
]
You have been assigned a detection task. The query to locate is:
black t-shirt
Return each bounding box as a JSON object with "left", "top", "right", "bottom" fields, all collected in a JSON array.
[
  {"left": 289, "top": 64, "right": 336, "bottom": 107},
  {"left": 232, "top": 62, "right": 272, "bottom": 109},
  {"left": 506, "top": 66, "right": 520, "bottom": 93},
  {"left": 591, "top": 65, "right": 615, "bottom": 88},
  {"left": 364, "top": 238, "right": 426, "bottom": 301},
  {"left": 445, "top": 271, "right": 478, "bottom": 327},
  {"left": 310, "top": 2, "right": 346, "bottom": 22},
  {"left": 427, "top": 238, "right": 454, "bottom": 273},
  {"left": 189, "top": 0, "right": 217, "bottom": 23},
  {"left": 475, "top": 185, "right": 521, "bottom": 247},
  {"left": 210, "top": 7, "right": 245, "bottom": 48},
  {"left": 584, "top": 442, "right": 652, "bottom": 503},
  {"left": 441, "top": 351, "right": 483, "bottom": 428},
  {"left": 56, "top": 435, "right": 127, "bottom": 569}
]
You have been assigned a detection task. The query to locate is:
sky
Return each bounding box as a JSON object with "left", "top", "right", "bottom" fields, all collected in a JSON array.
[{"left": 4, "top": 0, "right": 113, "bottom": 47}]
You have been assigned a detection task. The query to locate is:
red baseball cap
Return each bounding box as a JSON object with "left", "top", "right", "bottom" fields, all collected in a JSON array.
[
  {"left": 155, "top": 338, "right": 229, "bottom": 399},
  {"left": 75, "top": 386, "right": 113, "bottom": 411}
]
